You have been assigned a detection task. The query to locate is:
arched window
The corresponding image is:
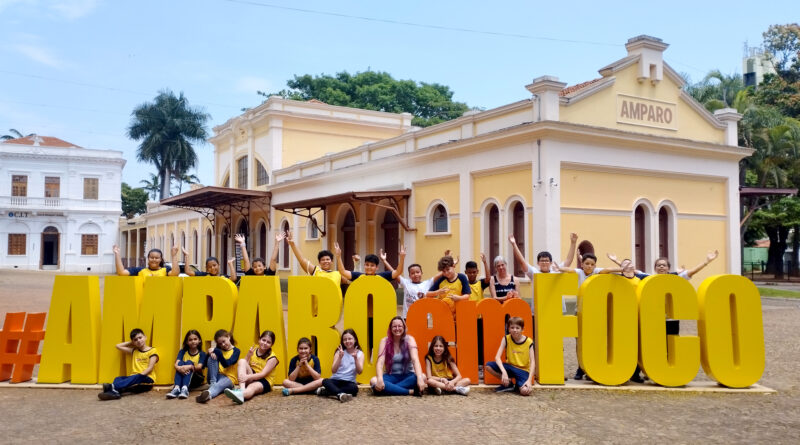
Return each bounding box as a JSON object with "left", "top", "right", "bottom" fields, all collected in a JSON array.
[
  {"left": 341, "top": 210, "right": 356, "bottom": 270},
  {"left": 308, "top": 216, "right": 319, "bottom": 239},
  {"left": 512, "top": 202, "right": 525, "bottom": 277},
  {"left": 381, "top": 211, "right": 399, "bottom": 269},
  {"left": 259, "top": 222, "right": 267, "bottom": 259},
  {"left": 432, "top": 204, "right": 448, "bottom": 233},
  {"left": 256, "top": 160, "right": 269, "bottom": 186},
  {"left": 221, "top": 226, "right": 229, "bottom": 275},
  {"left": 484, "top": 204, "right": 500, "bottom": 273},
  {"left": 237, "top": 220, "right": 248, "bottom": 274},
  {"left": 281, "top": 221, "right": 291, "bottom": 268},
  {"left": 657, "top": 205, "right": 676, "bottom": 262},
  {"left": 634, "top": 205, "right": 648, "bottom": 271},
  {"left": 237, "top": 156, "right": 249, "bottom": 189},
  {"left": 205, "top": 228, "right": 213, "bottom": 261},
  {"left": 192, "top": 230, "right": 198, "bottom": 265}
]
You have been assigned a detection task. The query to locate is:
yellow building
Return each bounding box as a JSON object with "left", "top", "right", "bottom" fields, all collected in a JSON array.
[{"left": 131, "top": 35, "right": 748, "bottom": 292}]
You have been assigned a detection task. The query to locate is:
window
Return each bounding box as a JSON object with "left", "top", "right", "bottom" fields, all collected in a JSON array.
[
  {"left": 487, "top": 205, "right": 499, "bottom": 273},
  {"left": 83, "top": 178, "right": 99, "bottom": 199},
  {"left": 281, "top": 221, "right": 290, "bottom": 268},
  {"left": 45, "top": 177, "right": 60, "bottom": 198},
  {"left": 634, "top": 205, "right": 647, "bottom": 270},
  {"left": 308, "top": 217, "right": 319, "bottom": 239},
  {"left": 12, "top": 175, "right": 27, "bottom": 197},
  {"left": 81, "top": 234, "right": 98, "bottom": 255},
  {"left": 256, "top": 160, "right": 269, "bottom": 186},
  {"left": 512, "top": 202, "right": 525, "bottom": 277},
  {"left": 8, "top": 234, "right": 26, "bottom": 255},
  {"left": 237, "top": 156, "right": 248, "bottom": 189},
  {"left": 432, "top": 204, "right": 448, "bottom": 233}
]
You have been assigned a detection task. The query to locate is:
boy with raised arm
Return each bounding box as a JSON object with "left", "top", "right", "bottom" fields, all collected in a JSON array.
[
  {"left": 237, "top": 232, "right": 284, "bottom": 276},
  {"left": 286, "top": 231, "right": 342, "bottom": 286},
  {"left": 426, "top": 255, "right": 471, "bottom": 315},
  {"left": 98, "top": 328, "right": 159, "bottom": 400},
  {"left": 381, "top": 249, "right": 447, "bottom": 318}
]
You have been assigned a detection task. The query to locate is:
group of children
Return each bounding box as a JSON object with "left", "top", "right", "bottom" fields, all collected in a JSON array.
[
  {"left": 98, "top": 313, "right": 536, "bottom": 402},
  {"left": 106, "top": 230, "right": 717, "bottom": 396}
]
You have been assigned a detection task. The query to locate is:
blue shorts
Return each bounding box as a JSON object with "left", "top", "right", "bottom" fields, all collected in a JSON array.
[{"left": 486, "top": 362, "right": 530, "bottom": 388}]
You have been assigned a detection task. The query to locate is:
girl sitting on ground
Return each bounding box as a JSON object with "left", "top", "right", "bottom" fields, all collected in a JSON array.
[
  {"left": 425, "top": 335, "right": 470, "bottom": 395},
  {"left": 317, "top": 329, "right": 364, "bottom": 402},
  {"left": 223, "top": 330, "right": 279, "bottom": 404},
  {"left": 166, "top": 330, "right": 206, "bottom": 399},
  {"left": 282, "top": 337, "right": 323, "bottom": 396},
  {"left": 196, "top": 329, "right": 240, "bottom": 403}
]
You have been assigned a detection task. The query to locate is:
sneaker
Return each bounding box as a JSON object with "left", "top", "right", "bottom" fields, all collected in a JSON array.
[
  {"left": 455, "top": 386, "right": 470, "bottom": 396},
  {"left": 316, "top": 387, "right": 328, "bottom": 396},
  {"left": 179, "top": 386, "right": 189, "bottom": 399},
  {"left": 195, "top": 390, "right": 211, "bottom": 403},
  {"left": 432, "top": 387, "right": 442, "bottom": 395},
  {"left": 630, "top": 373, "right": 644, "bottom": 384},
  {"left": 166, "top": 386, "right": 181, "bottom": 399},
  {"left": 495, "top": 384, "right": 515, "bottom": 393},
  {"left": 224, "top": 388, "right": 244, "bottom": 405},
  {"left": 282, "top": 387, "right": 291, "bottom": 396},
  {"left": 337, "top": 393, "right": 353, "bottom": 403},
  {"left": 98, "top": 390, "right": 121, "bottom": 400}
]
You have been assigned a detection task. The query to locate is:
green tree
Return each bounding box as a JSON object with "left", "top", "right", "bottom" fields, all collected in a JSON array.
[
  {"left": 121, "top": 182, "right": 149, "bottom": 218},
  {"left": 261, "top": 70, "right": 470, "bottom": 127},
  {"left": 684, "top": 70, "right": 745, "bottom": 112},
  {"left": 140, "top": 173, "right": 161, "bottom": 201},
  {"left": 127, "top": 90, "right": 210, "bottom": 200},
  {"left": 172, "top": 172, "right": 201, "bottom": 195},
  {"left": 756, "top": 24, "right": 800, "bottom": 117}
]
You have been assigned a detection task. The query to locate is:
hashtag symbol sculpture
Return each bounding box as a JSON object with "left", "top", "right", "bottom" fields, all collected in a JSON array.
[{"left": 0, "top": 312, "right": 46, "bottom": 383}]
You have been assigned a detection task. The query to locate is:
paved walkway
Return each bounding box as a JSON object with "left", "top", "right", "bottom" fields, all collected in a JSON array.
[{"left": 0, "top": 270, "right": 797, "bottom": 443}]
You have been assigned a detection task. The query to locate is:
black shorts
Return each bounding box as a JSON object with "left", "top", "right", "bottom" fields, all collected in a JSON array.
[
  {"left": 253, "top": 379, "right": 272, "bottom": 394},
  {"left": 295, "top": 376, "right": 314, "bottom": 385}
]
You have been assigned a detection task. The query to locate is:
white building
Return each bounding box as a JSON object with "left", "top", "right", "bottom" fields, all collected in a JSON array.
[{"left": 0, "top": 135, "right": 125, "bottom": 273}]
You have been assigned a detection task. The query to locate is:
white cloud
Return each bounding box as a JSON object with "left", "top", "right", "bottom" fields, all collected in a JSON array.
[
  {"left": 8, "top": 43, "right": 64, "bottom": 68},
  {"left": 234, "top": 76, "right": 272, "bottom": 94},
  {"left": 0, "top": 0, "right": 34, "bottom": 14},
  {"left": 50, "top": 0, "right": 100, "bottom": 20}
]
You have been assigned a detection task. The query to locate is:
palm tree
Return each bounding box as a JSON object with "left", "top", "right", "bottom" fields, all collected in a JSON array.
[
  {"left": 140, "top": 173, "right": 161, "bottom": 201},
  {"left": 127, "top": 90, "right": 210, "bottom": 200},
  {"left": 173, "top": 172, "right": 201, "bottom": 195},
  {"left": 1, "top": 129, "right": 31, "bottom": 141}
]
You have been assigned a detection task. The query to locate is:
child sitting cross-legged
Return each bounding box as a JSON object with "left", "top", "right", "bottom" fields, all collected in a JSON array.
[{"left": 282, "top": 337, "right": 323, "bottom": 396}]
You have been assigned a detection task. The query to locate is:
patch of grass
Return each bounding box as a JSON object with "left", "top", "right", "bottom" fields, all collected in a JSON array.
[{"left": 757, "top": 287, "right": 800, "bottom": 298}]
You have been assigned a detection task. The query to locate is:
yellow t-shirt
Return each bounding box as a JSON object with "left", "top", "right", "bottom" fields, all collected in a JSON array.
[
  {"left": 505, "top": 334, "right": 533, "bottom": 371},
  {"left": 218, "top": 348, "right": 240, "bottom": 385},
  {"left": 249, "top": 347, "right": 278, "bottom": 385},
  {"left": 313, "top": 267, "right": 342, "bottom": 286},
  {"left": 179, "top": 349, "right": 204, "bottom": 378},
  {"left": 469, "top": 281, "right": 484, "bottom": 302},
  {"left": 132, "top": 347, "right": 158, "bottom": 381},
  {"left": 426, "top": 355, "right": 453, "bottom": 379},
  {"left": 136, "top": 267, "right": 168, "bottom": 277}
]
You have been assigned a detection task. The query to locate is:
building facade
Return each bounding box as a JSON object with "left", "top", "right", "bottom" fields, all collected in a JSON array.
[
  {"left": 132, "top": 35, "right": 749, "bottom": 292},
  {"left": 1, "top": 135, "right": 125, "bottom": 273}
]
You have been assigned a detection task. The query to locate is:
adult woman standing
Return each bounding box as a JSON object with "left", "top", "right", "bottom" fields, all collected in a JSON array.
[
  {"left": 488, "top": 256, "right": 519, "bottom": 302},
  {"left": 370, "top": 317, "right": 427, "bottom": 396}
]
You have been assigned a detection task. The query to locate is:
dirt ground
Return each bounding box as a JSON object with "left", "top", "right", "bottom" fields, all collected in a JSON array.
[{"left": 0, "top": 270, "right": 798, "bottom": 444}]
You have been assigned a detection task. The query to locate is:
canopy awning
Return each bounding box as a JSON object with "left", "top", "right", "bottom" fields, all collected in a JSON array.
[
  {"left": 160, "top": 186, "right": 271, "bottom": 231},
  {"left": 272, "top": 189, "right": 414, "bottom": 235}
]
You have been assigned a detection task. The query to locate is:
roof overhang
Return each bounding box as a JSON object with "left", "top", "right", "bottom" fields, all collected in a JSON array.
[
  {"left": 160, "top": 186, "right": 271, "bottom": 230},
  {"left": 273, "top": 189, "right": 413, "bottom": 235}
]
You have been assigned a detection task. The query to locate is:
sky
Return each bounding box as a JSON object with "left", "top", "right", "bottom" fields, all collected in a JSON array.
[{"left": 0, "top": 0, "right": 794, "bottom": 190}]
